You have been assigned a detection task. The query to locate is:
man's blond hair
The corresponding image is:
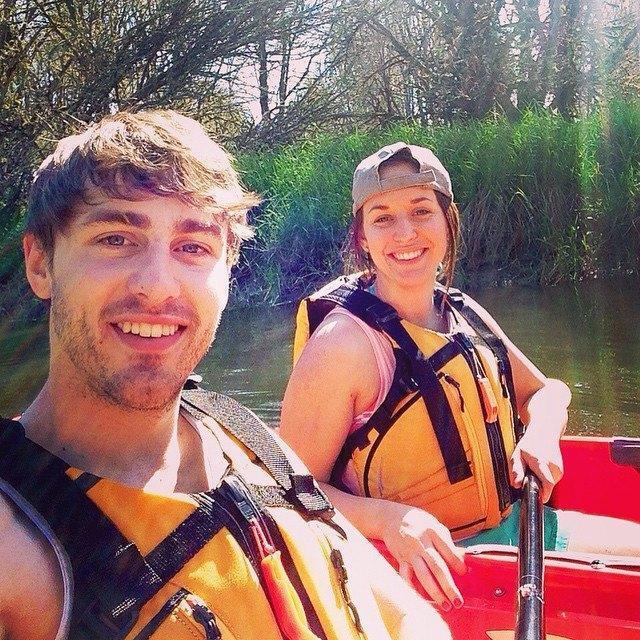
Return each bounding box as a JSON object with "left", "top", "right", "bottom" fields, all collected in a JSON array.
[{"left": 26, "top": 110, "right": 259, "bottom": 264}]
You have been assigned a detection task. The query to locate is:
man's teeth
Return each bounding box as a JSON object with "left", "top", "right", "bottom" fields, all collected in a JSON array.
[
  {"left": 394, "top": 249, "right": 423, "bottom": 261},
  {"left": 117, "top": 322, "right": 179, "bottom": 337}
]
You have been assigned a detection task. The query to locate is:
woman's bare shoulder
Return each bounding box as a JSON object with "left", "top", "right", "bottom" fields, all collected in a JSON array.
[{"left": 299, "top": 310, "right": 381, "bottom": 374}]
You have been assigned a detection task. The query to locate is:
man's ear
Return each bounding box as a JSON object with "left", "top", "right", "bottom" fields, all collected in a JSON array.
[{"left": 23, "top": 234, "right": 53, "bottom": 300}]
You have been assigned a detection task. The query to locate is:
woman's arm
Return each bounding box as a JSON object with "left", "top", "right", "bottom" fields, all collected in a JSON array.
[
  {"left": 280, "top": 312, "right": 380, "bottom": 481},
  {"left": 329, "top": 509, "right": 452, "bottom": 640},
  {"left": 321, "top": 483, "right": 466, "bottom": 610},
  {"left": 463, "top": 296, "right": 571, "bottom": 502},
  {"left": 280, "top": 314, "right": 466, "bottom": 609}
]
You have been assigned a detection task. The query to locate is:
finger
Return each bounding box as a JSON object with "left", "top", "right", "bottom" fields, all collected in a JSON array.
[
  {"left": 420, "top": 547, "right": 463, "bottom": 607},
  {"left": 398, "top": 560, "right": 413, "bottom": 586},
  {"left": 430, "top": 529, "right": 467, "bottom": 575},
  {"left": 527, "top": 460, "right": 556, "bottom": 503},
  {"left": 551, "top": 461, "right": 564, "bottom": 483},
  {"left": 511, "top": 450, "right": 525, "bottom": 488},
  {"left": 410, "top": 555, "right": 451, "bottom": 610}
]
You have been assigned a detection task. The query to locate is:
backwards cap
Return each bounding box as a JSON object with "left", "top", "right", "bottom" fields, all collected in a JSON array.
[{"left": 351, "top": 142, "right": 453, "bottom": 213}]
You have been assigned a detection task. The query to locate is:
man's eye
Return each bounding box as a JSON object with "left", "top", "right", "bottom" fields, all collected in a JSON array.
[{"left": 99, "top": 235, "right": 128, "bottom": 246}]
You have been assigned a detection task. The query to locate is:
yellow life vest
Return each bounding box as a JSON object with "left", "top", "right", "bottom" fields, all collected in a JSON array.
[
  {"left": 0, "top": 389, "right": 391, "bottom": 640},
  {"left": 294, "top": 274, "right": 522, "bottom": 539}
]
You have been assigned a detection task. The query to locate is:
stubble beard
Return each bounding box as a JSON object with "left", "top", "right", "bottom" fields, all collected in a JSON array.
[{"left": 50, "top": 286, "right": 218, "bottom": 411}]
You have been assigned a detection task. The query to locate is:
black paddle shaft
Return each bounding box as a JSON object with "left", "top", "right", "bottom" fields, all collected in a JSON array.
[{"left": 515, "top": 472, "right": 545, "bottom": 640}]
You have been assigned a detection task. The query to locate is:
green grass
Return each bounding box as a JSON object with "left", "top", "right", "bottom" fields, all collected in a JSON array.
[
  {"left": 234, "top": 100, "right": 640, "bottom": 303},
  {"left": 2, "top": 101, "right": 639, "bottom": 313}
]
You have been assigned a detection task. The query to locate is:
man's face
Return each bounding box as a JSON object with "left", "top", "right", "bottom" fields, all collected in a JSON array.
[{"left": 38, "top": 191, "right": 230, "bottom": 410}]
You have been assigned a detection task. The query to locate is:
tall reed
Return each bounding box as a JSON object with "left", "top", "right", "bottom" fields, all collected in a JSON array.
[
  {"left": 234, "top": 101, "right": 640, "bottom": 303},
  {"left": 1, "top": 102, "right": 638, "bottom": 314}
]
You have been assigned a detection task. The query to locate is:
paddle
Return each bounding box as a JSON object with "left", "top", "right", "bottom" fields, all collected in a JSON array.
[{"left": 514, "top": 471, "right": 545, "bottom": 640}]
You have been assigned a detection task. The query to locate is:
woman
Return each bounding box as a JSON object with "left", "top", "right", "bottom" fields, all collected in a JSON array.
[{"left": 280, "top": 142, "right": 640, "bottom": 611}]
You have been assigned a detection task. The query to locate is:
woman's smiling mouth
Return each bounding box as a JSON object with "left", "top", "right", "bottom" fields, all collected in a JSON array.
[{"left": 391, "top": 249, "right": 426, "bottom": 261}]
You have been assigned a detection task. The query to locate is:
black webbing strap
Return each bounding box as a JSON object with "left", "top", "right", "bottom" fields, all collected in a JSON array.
[
  {"left": 181, "top": 389, "right": 334, "bottom": 517},
  {"left": 106, "top": 493, "right": 228, "bottom": 624},
  {"left": 329, "top": 348, "right": 416, "bottom": 489},
  {"left": 0, "top": 418, "right": 145, "bottom": 639},
  {"left": 442, "top": 288, "right": 524, "bottom": 441},
  {"left": 321, "top": 285, "right": 471, "bottom": 484},
  {"left": 0, "top": 419, "right": 230, "bottom": 639}
]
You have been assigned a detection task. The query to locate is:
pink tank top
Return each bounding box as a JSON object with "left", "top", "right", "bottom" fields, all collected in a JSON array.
[
  {"left": 325, "top": 307, "right": 395, "bottom": 432},
  {"left": 325, "top": 307, "right": 395, "bottom": 493}
]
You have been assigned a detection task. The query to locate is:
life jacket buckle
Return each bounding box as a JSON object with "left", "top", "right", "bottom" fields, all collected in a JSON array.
[
  {"left": 80, "top": 598, "right": 138, "bottom": 640},
  {"left": 288, "top": 474, "right": 334, "bottom": 517},
  {"left": 364, "top": 301, "right": 399, "bottom": 330},
  {"left": 330, "top": 548, "right": 365, "bottom": 634}
]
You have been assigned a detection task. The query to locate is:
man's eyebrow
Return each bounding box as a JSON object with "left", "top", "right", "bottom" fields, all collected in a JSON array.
[
  {"left": 175, "top": 218, "right": 223, "bottom": 236},
  {"left": 79, "top": 209, "right": 151, "bottom": 229}
]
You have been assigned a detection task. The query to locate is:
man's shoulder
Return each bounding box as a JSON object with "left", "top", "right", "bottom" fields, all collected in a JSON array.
[
  {"left": 0, "top": 491, "right": 31, "bottom": 604},
  {"left": 0, "top": 491, "right": 64, "bottom": 639},
  {"left": 0, "top": 489, "right": 45, "bottom": 569},
  {"left": 0, "top": 490, "right": 16, "bottom": 537}
]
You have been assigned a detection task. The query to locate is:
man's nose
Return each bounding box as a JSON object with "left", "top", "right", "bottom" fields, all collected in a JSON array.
[{"left": 127, "top": 246, "right": 180, "bottom": 303}]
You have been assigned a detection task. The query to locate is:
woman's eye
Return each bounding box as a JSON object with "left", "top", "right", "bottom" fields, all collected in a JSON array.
[
  {"left": 179, "top": 243, "right": 208, "bottom": 255},
  {"left": 374, "top": 215, "right": 391, "bottom": 224},
  {"left": 415, "top": 208, "right": 432, "bottom": 217}
]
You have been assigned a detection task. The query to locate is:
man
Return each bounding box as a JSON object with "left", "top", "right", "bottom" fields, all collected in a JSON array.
[{"left": 0, "top": 111, "right": 450, "bottom": 640}]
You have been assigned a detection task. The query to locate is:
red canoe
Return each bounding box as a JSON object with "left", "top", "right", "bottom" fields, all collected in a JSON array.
[{"left": 373, "top": 436, "right": 640, "bottom": 640}]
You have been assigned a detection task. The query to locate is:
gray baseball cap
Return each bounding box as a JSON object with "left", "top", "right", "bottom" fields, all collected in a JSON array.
[{"left": 351, "top": 142, "right": 453, "bottom": 214}]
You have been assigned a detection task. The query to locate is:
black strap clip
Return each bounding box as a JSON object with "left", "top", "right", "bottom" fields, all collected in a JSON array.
[
  {"left": 79, "top": 594, "right": 139, "bottom": 640},
  {"left": 364, "top": 301, "right": 399, "bottom": 330},
  {"left": 287, "top": 474, "right": 334, "bottom": 517}
]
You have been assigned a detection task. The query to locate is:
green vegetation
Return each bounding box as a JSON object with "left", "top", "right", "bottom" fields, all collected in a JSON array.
[
  {"left": 233, "top": 101, "right": 640, "bottom": 303},
  {"left": 2, "top": 101, "right": 639, "bottom": 316},
  {"left": 2, "top": 0, "right": 638, "bottom": 316}
]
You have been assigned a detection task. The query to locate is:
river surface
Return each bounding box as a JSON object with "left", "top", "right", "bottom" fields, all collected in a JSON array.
[{"left": 1, "top": 277, "right": 639, "bottom": 437}]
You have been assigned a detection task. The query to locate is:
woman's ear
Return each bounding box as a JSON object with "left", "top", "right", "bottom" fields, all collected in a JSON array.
[
  {"left": 23, "top": 234, "right": 53, "bottom": 300},
  {"left": 358, "top": 231, "right": 369, "bottom": 254}
]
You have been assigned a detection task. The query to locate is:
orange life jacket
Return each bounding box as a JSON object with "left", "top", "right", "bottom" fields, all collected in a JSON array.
[
  {"left": 294, "top": 274, "right": 523, "bottom": 539},
  {"left": 0, "top": 388, "right": 391, "bottom": 639}
]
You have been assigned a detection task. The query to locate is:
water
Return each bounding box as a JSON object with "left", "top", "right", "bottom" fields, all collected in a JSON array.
[{"left": 1, "top": 277, "right": 639, "bottom": 437}]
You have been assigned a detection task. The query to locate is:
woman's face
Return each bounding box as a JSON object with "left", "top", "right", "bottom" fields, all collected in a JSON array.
[{"left": 359, "top": 163, "right": 449, "bottom": 292}]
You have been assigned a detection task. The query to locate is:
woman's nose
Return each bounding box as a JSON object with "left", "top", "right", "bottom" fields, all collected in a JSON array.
[{"left": 393, "top": 216, "right": 418, "bottom": 241}]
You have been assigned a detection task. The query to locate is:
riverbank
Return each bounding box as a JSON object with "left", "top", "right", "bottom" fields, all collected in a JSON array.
[
  {"left": 1, "top": 102, "right": 639, "bottom": 317},
  {"left": 233, "top": 101, "right": 640, "bottom": 304}
]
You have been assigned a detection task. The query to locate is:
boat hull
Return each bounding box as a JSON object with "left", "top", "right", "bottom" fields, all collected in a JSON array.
[{"left": 373, "top": 436, "right": 640, "bottom": 639}]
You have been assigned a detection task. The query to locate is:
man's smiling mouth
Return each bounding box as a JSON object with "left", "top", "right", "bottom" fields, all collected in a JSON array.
[{"left": 116, "top": 322, "right": 181, "bottom": 337}]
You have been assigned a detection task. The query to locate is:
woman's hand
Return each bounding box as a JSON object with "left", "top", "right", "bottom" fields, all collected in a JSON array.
[
  {"left": 378, "top": 502, "right": 467, "bottom": 611},
  {"left": 510, "top": 424, "right": 564, "bottom": 503}
]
